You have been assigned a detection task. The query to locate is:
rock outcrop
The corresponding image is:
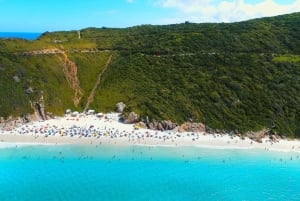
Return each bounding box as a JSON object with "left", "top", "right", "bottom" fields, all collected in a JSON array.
[
  {"left": 116, "top": 102, "right": 126, "bottom": 113},
  {"left": 29, "top": 92, "right": 47, "bottom": 121},
  {"left": 36, "top": 93, "right": 46, "bottom": 120},
  {"left": 175, "top": 122, "right": 206, "bottom": 132},
  {"left": 245, "top": 130, "right": 267, "bottom": 143},
  {"left": 13, "top": 75, "right": 20, "bottom": 83},
  {"left": 134, "top": 122, "right": 147, "bottom": 129},
  {"left": 0, "top": 116, "right": 28, "bottom": 131},
  {"left": 25, "top": 87, "right": 34, "bottom": 94},
  {"left": 147, "top": 120, "right": 178, "bottom": 131},
  {"left": 123, "top": 112, "right": 140, "bottom": 124}
]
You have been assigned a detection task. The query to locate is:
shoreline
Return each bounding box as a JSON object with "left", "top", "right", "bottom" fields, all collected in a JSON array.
[
  {"left": 1, "top": 133, "right": 300, "bottom": 153},
  {"left": 1, "top": 113, "right": 300, "bottom": 153}
]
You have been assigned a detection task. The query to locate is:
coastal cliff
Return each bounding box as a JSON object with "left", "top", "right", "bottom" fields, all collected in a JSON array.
[{"left": 0, "top": 13, "right": 300, "bottom": 137}]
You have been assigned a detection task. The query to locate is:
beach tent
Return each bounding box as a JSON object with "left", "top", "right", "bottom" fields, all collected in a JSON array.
[
  {"left": 65, "top": 109, "right": 72, "bottom": 114},
  {"left": 71, "top": 111, "right": 79, "bottom": 117},
  {"left": 87, "top": 110, "right": 95, "bottom": 115},
  {"left": 96, "top": 113, "right": 104, "bottom": 118}
]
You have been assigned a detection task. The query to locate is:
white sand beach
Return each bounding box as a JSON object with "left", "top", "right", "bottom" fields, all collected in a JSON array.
[{"left": 1, "top": 113, "right": 300, "bottom": 153}]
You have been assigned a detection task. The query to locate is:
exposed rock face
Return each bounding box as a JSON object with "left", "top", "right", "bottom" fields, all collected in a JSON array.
[
  {"left": 162, "top": 120, "right": 178, "bottom": 130},
  {"left": 13, "top": 75, "right": 20, "bottom": 83},
  {"left": 46, "top": 112, "right": 55, "bottom": 119},
  {"left": 245, "top": 130, "right": 267, "bottom": 143},
  {"left": 175, "top": 122, "right": 206, "bottom": 132},
  {"left": 36, "top": 103, "right": 46, "bottom": 120},
  {"left": 25, "top": 87, "right": 34, "bottom": 94},
  {"left": 157, "top": 122, "right": 163, "bottom": 131},
  {"left": 124, "top": 112, "right": 140, "bottom": 124},
  {"left": 36, "top": 93, "right": 46, "bottom": 120},
  {"left": 0, "top": 116, "right": 28, "bottom": 131},
  {"left": 21, "top": 114, "right": 30, "bottom": 123},
  {"left": 270, "top": 134, "right": 278, "bottom": 142},
  {"left": 147, "top": 120, "right": 178, "bottom": 131},
  {"left": 203, "top": 125, "right": 227, "bottom": 134},
  {"left": 134, "top": 122, "right": 147, "bottom": 129},
  {"left": 26, "top": 114, "right": 39, "bottom": 122},
  {"left": 116, "top": 102, "right": 126, "bottom": 113},
  {"left": 29, "top": 92, "right": 46, "bottom": 121},
  {"left": 146, "top": 120, "right": 157, "bottom": 130},
  {"left": 0, "top": 112, "right": 58, "bottom": 132}
]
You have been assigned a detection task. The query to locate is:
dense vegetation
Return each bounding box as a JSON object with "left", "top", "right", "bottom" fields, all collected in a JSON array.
[{"left": 1, "top": 13, "right": 300, "bottom": 137}]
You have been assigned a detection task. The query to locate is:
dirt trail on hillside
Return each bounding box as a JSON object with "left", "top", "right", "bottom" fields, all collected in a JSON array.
[
  {"left": 83, "top": 55, "right": 112, "bottom": 112},
  {"left": 61, "top": 52, "right": 83, "bottom": 107}
]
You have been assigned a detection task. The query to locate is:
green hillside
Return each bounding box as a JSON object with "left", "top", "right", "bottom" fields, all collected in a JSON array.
[{"left": 1, "top": 13, "right": 300, "bottom": 137}]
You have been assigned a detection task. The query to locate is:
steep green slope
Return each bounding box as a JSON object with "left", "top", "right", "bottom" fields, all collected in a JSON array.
[
  {"left": 67, "top": 52, "right": 113, "bottom": 109},
  {"left": 1, "top": 13, "right": 300, "bottom": 137},
  {"left": 0, "top": 53, "right": 74, "bottom": 116},
  {"left": 98, "top": 52, "right": 300, "bottom": 136}
]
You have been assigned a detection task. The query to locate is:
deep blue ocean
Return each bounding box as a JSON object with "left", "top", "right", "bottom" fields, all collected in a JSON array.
[
  {"left": 0, "top": 145, "right": 299, "bottom": 201},
  {"left": 0, "top": 32, "right": 41, "bottom": 40}
]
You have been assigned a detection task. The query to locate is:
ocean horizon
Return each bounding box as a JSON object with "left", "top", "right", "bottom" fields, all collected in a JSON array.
[
  {"left": 0, "top": 32, "right": 41, "bottom": 40},
  {"left": 0, "top": 144, "right": 299, "bottom": 201}
]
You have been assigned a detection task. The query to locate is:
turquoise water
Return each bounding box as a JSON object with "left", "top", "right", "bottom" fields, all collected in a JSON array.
[{"left": 0, "top": 145, "right": 300, "bottom": 201}]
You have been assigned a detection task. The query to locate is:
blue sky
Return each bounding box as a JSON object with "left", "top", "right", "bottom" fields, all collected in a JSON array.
[{"left": 0, "top": 0, "right": 299, "bottom": 32}]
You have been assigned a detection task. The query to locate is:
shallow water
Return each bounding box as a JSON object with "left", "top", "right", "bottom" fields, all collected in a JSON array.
[{"left": 0, "top": 145, "right": 299, "bottom": 201}]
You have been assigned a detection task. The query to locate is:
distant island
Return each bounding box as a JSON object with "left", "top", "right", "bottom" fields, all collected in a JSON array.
[{"left": 0, "top": 12, "right": 300, "bottom": 138}]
